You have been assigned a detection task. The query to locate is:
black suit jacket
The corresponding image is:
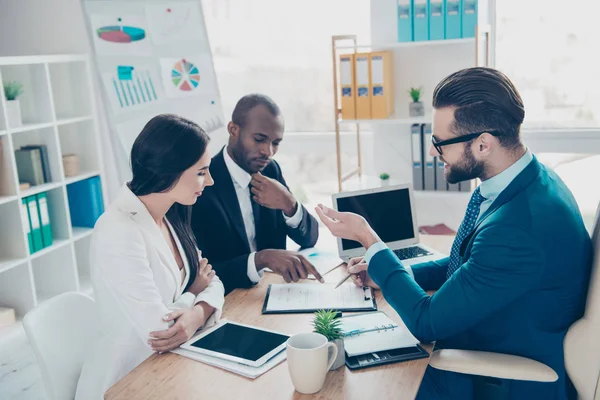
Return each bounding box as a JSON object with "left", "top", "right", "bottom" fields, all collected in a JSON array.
[{"left": 191, "top": 148, "right": 319, "bottom": 294}]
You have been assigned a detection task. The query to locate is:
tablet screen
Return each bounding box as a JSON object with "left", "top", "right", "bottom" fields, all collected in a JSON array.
[{"left": 190, "top": 323, "right": 289, "bottom": 362}]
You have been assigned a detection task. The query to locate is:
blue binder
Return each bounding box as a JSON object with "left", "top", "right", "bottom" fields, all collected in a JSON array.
[
  {"left": 413, "top": 0, "right": 429, "bottom": 41},
  {"left": 445, "top": 0, "right": 462, "bottom": 39},
  {"left": 461, "top": 0, "right": 477, "bottom": 38},
  {"left": 67, "top": 176, "right": 105, "bottom": 228},
  {"left": 397, "top": 0, "right": 413, "bottom": 42},
  {"left": 428, "top": 0, "right": 445, "bottom": 40}
]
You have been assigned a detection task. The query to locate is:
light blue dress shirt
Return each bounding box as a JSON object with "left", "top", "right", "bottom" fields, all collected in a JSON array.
[{"left": 364, "top": 148, "right": 534, "bottom": 272}]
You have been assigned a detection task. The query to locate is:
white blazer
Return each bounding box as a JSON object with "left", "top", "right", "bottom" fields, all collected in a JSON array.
[{"left": 75, "top": 185, "right": 224, "bottom": 399}]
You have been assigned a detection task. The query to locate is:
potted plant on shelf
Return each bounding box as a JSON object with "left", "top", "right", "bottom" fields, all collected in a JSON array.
[
  {"left": 379, "top": 172, "right": 390, "bottom": 186},
  {"left": 312, "top": 309, "right": 345, "bottom": 370},
  {"left": 3, "top": 80, "right": 24, "bottom": 127},
  {"left": 408, "top": 86, "right": 424, "bottom": 117}
]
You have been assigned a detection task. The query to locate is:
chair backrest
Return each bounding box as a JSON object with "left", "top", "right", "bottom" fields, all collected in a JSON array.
[
  {"left": 564, "top": 204, "right": 600, "bottom": 400},
  {"left": 23, "top": 292, "right": 99, "bottom": 400}
]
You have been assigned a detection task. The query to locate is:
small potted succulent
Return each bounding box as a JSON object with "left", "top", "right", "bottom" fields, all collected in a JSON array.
[
  {"left": 408, "top": 86, "right": 424, "bottom": 117},
  {"left": 379, "top": 172, "right": 390, "bottom": 186},
  {"left": 312, "top": 309, "right": 345, "bottom": 370},
  {"left": 3, "top": 80, "right": 24, "bottom": 127}
]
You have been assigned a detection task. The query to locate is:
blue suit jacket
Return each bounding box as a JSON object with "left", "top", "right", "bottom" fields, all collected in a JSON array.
[{"left": 369, "top": 156, "right": 592, "bottom": 399}]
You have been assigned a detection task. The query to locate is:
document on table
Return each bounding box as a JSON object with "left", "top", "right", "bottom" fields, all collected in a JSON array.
[{"left": 262, "top": 283, "right": 377, "bottom": 314}]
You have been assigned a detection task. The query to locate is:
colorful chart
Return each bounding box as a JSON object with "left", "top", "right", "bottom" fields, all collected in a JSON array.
[
  {"left": 97, "top": 18, "right": 146, "bottom": 43},
  {"left": 171, "top": 59, "right": 200, "bottom": 91},
  {"left": 108, "top": 65, "right": 158, "bottom": 109}
]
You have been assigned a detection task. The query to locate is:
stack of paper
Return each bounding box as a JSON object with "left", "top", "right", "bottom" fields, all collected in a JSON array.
[{"left": 340, "top": 312, "right": 420, "bottom": 357}]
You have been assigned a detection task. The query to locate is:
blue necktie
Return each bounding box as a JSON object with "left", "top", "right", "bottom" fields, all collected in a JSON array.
[{"left": 446, "top": 187, "right": 486, "bottom": 279}]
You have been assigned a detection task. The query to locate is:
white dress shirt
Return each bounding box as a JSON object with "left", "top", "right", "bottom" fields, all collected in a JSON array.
[{"left": 223, "top": 147, "right": 303, "bottom": 282}]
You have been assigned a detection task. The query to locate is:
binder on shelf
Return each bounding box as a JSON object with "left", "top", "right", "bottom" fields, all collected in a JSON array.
[
  {"left": 445, "top": 0, "right": 462, "bottom": 39},
  {"left": 423, "top": 124, "right": 435, "bottom": 190},
  {"left": 397, "top": 0, "right": 413, "bottom": 42},
  {"left": 15, "top": 148, "right": 44, "bottom": 186},
  {"left": 461, "top": 0, "right": 477, "bottom": 38},
  {"left": 21, "top": 198, "right": 34, "bottom": 253},
  {"left": 369, "top": 51, "right": 394, "bottom": 119},
  {"left": 21, "top": 145, "right": 51, "bottom": 183},
  {"left": 429, "top": 0, "right": 445, "bottom": 40},
  {"left": 26, "top": 196, "right": 44, "bottom": 252},
  {"left": 436, "top": 157, "right": 447, "bottom": 191},
  {"left": 355, "top": 53, "right": 371, "bottom": 119},
  {"left": 413, "top": 0, "right": 429, "bottom": 41},
  {"left": 411, "top": 124, "right": 424, "bottom": 190},
  {"left": 67, "top": 176, "right": 105, "bottom": 228},
  {"left": 447, "top": 182, "right": 460, "bottom": 192},
  {"left": 36, "top": 192, "right": 53, "bottom": 248},
  {"left": 460, "top": 179, "right": 476, "bottom": 192},
  {"left": 339, "top": 54, "right": 356, "bottom": 120}
]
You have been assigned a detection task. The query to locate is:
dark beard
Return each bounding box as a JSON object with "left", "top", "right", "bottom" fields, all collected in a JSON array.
[{"left": 445, "top": 144, "right": 485, "bottom": 184}]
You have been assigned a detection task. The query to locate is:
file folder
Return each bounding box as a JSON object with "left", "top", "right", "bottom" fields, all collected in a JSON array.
[
  {"left": 339, "top": 54, "right": 356, "bottom": 120},
  {"left": 445, "top": 0, "right": 461, "bottom": 39},
  {"left": 26, "top": 196, "right": 43, "bottom": 252},
  {"left": 411, "top": 124, "right": 424, "bottom": 190},
  {"left": 21, "top": 198, "right": 34, "bottom": 253},
  {"left": 436, "top": 158, "right": 447, "bottom": 191},
  {"left": 355, "top": 53, "right": 371, "bottom": 119},
  {"left": 422, "top": 124, "right": 435, "bottom": 190},
  {"left": 429, "top": 0, "right": 445, "bottom": 40},
  {"left": 369, "top": 51, "right": 394, "bottom": 119},
  {"left": 460, "top": 179, "right": 476, "bottom": 192},
  {"left": 21, "top": 145, "right": 51, "bottom": 183},
  {"left": 447, "top": 182, "right": 460, "bottom": 191},
  {"left": 397, "top": 0, "right": 413, "bottom": 42},
  {"left": 461, "top": 0, "right": 477, "bottom": 38},
  {"left": 67, "top": 176, "right": 105, "bottom": 228},
  {"left": 413, "top": 0, "right": 429, "bottom": 41},
  {"left": 36, "top": 192, "right": 53, "bottom": 248}
]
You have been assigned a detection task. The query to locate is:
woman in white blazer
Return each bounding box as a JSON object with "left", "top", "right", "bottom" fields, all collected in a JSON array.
[{"left": 76, "top": 114, "right": 225, "bottom": 399}]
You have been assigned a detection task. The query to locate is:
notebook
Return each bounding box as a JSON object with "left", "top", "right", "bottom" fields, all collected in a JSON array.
[
  {"left": 340, "top": 311, "right": 420, "bottom": 357},
  {"left": 262, "top": 283, "right": 377, "bottom": 314}
]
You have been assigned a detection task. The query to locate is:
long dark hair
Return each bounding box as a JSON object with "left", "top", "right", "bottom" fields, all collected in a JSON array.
[{"left": 129, "top": 114, "right": 209, "bottom": 291}]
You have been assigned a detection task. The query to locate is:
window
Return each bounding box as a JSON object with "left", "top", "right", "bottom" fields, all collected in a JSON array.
[{"left": 495, "top": 0, "right": 600, "bottom": 129}]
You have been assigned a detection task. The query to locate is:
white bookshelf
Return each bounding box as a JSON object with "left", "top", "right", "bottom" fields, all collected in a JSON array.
[
  {"left": 0, "top": 54, "right": 106, "bottom": 334},
  {"left": 332, "top": 0, "right": 494, "bottom": 193}
]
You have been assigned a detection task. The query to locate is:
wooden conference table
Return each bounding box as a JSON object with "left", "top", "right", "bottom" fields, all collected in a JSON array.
[{"left": 106, "top": 234, "right": 454, "bottom": 400}]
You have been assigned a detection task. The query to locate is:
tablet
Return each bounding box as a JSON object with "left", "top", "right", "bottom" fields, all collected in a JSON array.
[{"left": 180, "top": 321, "right": 289, "bottom": 368}]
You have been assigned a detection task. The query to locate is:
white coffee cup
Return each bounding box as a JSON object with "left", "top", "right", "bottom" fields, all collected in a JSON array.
[{"left": 286, "top": 332, "right": 338, "bottom": 394}]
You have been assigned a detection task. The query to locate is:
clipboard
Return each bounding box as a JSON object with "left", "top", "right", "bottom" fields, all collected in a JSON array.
[{"left": 261, "top": 283, "right": 377, "bottom": 315}]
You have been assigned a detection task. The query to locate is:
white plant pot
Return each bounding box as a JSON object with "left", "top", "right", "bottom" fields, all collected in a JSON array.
[
  {"left": 6, "top": 100, "right": 22, "bottom": 128},
  {"left": 380, "top": 179, "right": 390, "bottom": 186},
  {"left": 409, "top": 101, "right": 425, "bottom": 117},
  {"left": 330, "top": 338, "right": 346, "bottom": 370}
]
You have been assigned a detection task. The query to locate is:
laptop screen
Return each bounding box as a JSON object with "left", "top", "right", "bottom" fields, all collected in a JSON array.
[{"left": 336, "top": 188, "right": 415, "bottom": 250}]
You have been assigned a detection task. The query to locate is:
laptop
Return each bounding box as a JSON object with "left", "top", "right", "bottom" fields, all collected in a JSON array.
[{"left": 331, "top": 183, "right": 447, "bottom": 265}]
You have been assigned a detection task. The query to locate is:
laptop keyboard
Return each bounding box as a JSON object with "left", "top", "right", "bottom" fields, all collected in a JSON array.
[{"left": 393, "top": 246, "right": 433, "bottom": 260}]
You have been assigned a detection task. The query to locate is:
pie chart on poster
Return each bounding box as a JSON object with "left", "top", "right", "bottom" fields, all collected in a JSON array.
[
  {"left": 171, "top": 59, "right": 200, "bottom": 91},
  {"left": 97, "top": 19, "right": 146, "bottom": 43}
]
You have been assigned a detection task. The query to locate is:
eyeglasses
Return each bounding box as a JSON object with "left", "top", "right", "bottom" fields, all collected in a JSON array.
[{"left": 431, "top": 130, "right": 502, "bottom": 155}]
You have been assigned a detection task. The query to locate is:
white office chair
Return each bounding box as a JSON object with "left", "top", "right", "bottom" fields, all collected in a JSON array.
[
  {"left": 23, "top": 292, "right": 99, "bottom": 400},
  {"left": 429, "top": 202, "right": 600, "bottom": 399}
]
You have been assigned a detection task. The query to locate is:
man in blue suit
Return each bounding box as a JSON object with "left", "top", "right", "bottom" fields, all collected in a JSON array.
[{"left": 316, "top": 67, "right": 592, "bottom": 399}]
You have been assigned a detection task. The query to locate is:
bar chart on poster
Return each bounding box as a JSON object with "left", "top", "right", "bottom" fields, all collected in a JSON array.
[{"left": 83, "top": 1, "right": 226, "bottom": 180}]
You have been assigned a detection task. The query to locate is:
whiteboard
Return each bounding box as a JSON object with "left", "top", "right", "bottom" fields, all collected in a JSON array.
[{"left": 82, "top": 0, "right": 226, "bottom": 181}]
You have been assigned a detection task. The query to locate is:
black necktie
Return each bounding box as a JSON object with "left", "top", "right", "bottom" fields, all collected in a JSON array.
[{"left": 249, "top": 186, "right": 262, "bottom": 249}]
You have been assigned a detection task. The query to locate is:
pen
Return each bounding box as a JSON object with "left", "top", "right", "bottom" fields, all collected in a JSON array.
[
  {"left": 334, "top": 272, "right": 352, "bottom": 289},
  {"left": 322, "top": 262, "right": 344, "bottom": 277}
]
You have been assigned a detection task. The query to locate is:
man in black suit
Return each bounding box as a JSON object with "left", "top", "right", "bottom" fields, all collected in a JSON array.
[{"left": 191, "top": 94, "right": 322, "bottom": 294}]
